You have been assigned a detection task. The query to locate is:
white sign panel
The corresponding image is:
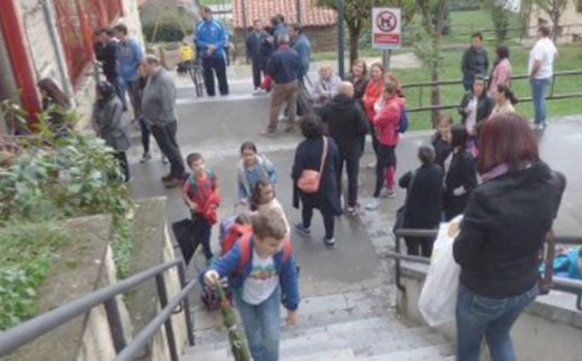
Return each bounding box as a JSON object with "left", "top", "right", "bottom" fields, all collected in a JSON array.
[{"left": 372, "top": 7, "right": 402, "bottom": 50}]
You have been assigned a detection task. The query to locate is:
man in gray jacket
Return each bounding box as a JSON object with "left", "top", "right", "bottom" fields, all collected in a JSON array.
[
  {"left": 461, "top": 32, "right": 489, "bottom": 91},
  {"left": 142, "top": 55, "right": 185, "bottom": 188}
]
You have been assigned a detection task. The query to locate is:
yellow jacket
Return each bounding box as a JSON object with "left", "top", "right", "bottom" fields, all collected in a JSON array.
[{"left": 178, "top": 45, "right": 195, "bottom": 62}]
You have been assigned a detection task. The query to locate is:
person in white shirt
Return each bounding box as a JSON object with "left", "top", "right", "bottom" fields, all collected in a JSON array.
[{"left": 528, "top": 25, "right": 557, "bottom": 130}]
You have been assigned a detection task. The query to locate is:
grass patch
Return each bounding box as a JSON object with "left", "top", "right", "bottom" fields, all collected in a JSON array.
[
  {"left": 312, "top": 42, "right": 582, "bottom": 130},
  {"left": 0, "top": 222, "right": 69, "bottom": 330},
  {"left": 111, "top": 215, "right": 135, "bottom": 280}
]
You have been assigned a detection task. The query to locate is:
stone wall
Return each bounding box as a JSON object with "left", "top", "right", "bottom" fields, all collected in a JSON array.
[
  {"left": 529, "top": 3, "right": 582, "bottom": 43},
  {"left": 397, "top": 262, "right": 582, "bottom": 361}
]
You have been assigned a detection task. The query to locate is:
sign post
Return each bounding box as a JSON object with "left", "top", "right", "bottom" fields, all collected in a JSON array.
[{"left": 372, "top": 7, "right": 402, "bottom": 70}]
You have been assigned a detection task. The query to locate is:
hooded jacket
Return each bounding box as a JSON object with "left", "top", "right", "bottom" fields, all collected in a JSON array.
[
  {"left": 453, "top": 162, "right": 561, "bottom": 298},
  {"left": 372, "top": 95, "right": 405, "bottom": 146},
  {"left": 319, "top": 94, "right": 369, "bottom": 156}
]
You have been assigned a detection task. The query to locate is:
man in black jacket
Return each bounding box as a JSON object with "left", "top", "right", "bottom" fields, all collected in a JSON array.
[
  {"left": 461, "top": 32, "right": 489, "bottom": 91},
  {"left": 95, "top": 28, "right": 125, "bottom": 110},
  {"left": 320, "top": 82, "right": 369, "bottom": 214},
  {"left": 246, "top": 19, "right": 268, "bottom": 94}
]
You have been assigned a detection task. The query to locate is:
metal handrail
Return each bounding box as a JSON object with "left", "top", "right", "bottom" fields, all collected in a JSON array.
[
  {"left": 0, "top": 258, "right": 196, "bottom": 360},
  {"left": 401, "top": 70, "right": 582, "bottom": 113},
  {"left": 391, "top": 228, "right": 582, "bottom": 310}
]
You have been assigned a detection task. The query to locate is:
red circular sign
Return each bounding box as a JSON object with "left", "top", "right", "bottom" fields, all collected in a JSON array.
[{"left": 376, "top": 11, "right": 398, "bottom": 33}]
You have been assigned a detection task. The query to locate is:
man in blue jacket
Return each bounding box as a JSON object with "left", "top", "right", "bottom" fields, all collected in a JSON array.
[
  {"left": 113, "top": 24, "right": 144, "bottom": 118},
  {"left": 195, "top": 6, "right": 229, "bottom": 96},
  {"left": 263, "top": 34, "right": 300, "bottom": 135},
  {"left": 246, "top": 19, "right": 268, "bottom": 94},
  {"left": 289, "top": 24, "right": 311, "bottom": 84}
]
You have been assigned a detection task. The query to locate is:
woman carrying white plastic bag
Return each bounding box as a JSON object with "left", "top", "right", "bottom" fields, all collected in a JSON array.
[{"left": 418, "top": 216, "right": 462, "bottom": 327}]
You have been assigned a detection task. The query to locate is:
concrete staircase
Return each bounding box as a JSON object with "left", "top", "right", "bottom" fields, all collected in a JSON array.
[{"left": 181, "top": 286, "right": 455, "bottom": 361}]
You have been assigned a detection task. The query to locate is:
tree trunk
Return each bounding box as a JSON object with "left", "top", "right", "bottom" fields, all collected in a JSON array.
[
  {"left": 349, "top": 25, "right": 361, "bottom": 69},
  {"left": 430, "top": 0, "right": 447, "bottom": 126}
]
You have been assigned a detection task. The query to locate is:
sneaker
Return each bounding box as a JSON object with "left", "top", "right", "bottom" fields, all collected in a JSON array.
[
  {"left": 323, "top": 237, "right": 336, "bottom": 248},
  {"left": 380, "top": 188, "right": 397, "bottom": 199},
  {"left": 140, "top": 152, "right": 152, "bottom": 163},
  {"left": 345, "top": 206, "right": 357, "bottom": 216},
  {"left": 163, "top": 176, "right": 183, "bottom": 188},
  {"left": 260, "top": 129, "right": 276, "bottom": 137},
  {"left": 253, "top": 88, "right": 265, "bottom": 96},
  {"left": 161, "top": 155, "right": 169, "bottom": 164},
  {"left": 365, "top": 198, "right": 380, "bottom": 211},
  {"left": 294, "top": 222, "right": 311, "bottom": 237}
]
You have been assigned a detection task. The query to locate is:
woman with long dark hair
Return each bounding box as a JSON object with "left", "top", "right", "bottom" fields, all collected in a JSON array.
[
  {"left": 491, "top": 84, "right": 518, "bottom": 115},
  {"left": 458, "top": 75, "right": 493, "bottom": 138},
  {"left": 453, "top": 113, "right": 563, "bottom": 360},
  {"left": 347, "top": 59, "right": 369, "bottom": 101},
  {"left": 443, "top": 125, "right": 477, "bottom": 220},
  {"left": 488, "top": 45, "right": 512, "bottom": 97}
]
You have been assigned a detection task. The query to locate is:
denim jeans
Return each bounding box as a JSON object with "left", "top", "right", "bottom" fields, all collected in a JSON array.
[
  {"left": 530, "top": 78, "right": 550, "bottom": 126},
  {"left": 456, "top": 283, "right": 538, "bottom": 361},
  {"left": 236, "top": 286, "right": 281, "bottom": 361}
]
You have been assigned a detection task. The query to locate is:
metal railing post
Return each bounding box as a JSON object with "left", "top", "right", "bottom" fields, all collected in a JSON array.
[
  {"left": 394, "top": 235, "right": 405, "bottom": 293},
  {"left": 155, "top": 274, "right": 179, "bottom": 361},
  {"left": 104, "top": 298, "right": 127, "bottom": 354},
  {"left": 177, "top": 262, "right": 195, "bottom": 346}
]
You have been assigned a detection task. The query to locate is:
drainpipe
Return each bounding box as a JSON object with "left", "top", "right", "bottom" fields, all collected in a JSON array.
[
  {"left": 0, "top": 0, "right": 41, "bottom": 119},
  {"left": 40, "top": 0, "right": 72, "bottom": 96}
]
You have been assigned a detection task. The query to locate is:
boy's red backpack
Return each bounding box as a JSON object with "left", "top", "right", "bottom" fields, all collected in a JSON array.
[
  {"left": 221, "top": 223, "right": 252, "bottom": 256},
  {"left": 236, "top": 232, "right": 293, "bottom": 273}
]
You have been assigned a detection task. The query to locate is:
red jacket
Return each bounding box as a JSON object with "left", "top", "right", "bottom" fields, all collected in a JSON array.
[
  {"left": 362, "top": 79, "right": 384, "bottom": 121},
  {"left": 372, "top": 95, "right": 405, "bottom": 146}
]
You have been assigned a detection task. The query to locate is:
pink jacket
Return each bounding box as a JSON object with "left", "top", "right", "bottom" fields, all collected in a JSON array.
[
  {"left": 372, "top": 95, "right": 405, "bottom": 146},
  {"left": 489, "top": 58, "right": 512, "bottom": 95}
]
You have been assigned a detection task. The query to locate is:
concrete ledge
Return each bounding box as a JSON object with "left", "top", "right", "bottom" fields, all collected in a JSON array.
[{"left": 398, "top": 262, "right": 582, "bottom": 360}]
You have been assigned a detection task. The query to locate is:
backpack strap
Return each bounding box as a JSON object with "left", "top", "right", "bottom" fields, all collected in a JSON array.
[
  {"left": 237, "top": 232, "right": 253, "bottom": 272},
  {"left": 281, "top": 239, "right": 292, "bottom": 265}
]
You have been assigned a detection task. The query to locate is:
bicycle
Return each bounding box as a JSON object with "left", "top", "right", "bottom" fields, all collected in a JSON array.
[{"left": 185, "top": 61, "right": 205, "bottom": 98}]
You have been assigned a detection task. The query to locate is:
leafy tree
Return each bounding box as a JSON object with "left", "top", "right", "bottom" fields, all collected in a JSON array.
[
  {"left": 534, "top": 0, "right": 571, "bottom": 41},
  {"left": 414, "top": 0, "right": 447, "bottom": 124},
  {"left": 315, "top": 0, "right": 416, "bottom": 66}
]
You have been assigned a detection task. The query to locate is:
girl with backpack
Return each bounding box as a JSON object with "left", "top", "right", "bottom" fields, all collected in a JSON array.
[{"left": 237, "top": 141, "right": 277, "bottom": 209}]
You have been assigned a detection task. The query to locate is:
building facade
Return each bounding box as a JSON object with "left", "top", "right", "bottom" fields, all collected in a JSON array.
[{"left": 0, "top": 0, "right": 144, "bottom": 131}]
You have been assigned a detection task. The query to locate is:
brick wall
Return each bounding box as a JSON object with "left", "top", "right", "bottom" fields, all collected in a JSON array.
[{"left": 233, "top": 25, "right": 341, "bottom": 57}]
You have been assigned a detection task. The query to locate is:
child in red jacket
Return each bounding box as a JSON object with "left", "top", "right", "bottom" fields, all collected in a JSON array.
[
  {"left": 366, "top": 81, "right": 405, "bottom": 211},
  {"left": 181, "top": 152, "right": 221, "bottom": 262}
]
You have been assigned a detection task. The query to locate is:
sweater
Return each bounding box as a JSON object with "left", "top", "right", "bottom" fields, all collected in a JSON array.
[
  {"left": 200, "top": 236, "right": 300, "bottom": 311},
  {"left": 266, "top": 45, "right": 300, "bottom": 84},
  {"left": 141, "top": 69, "right": 177, "bottom": 127},
  {"left": 461, "top": 46, "right": 489, "bottom": 78},
  {"left": 453, "top": 162, "right": 561, "bottom": 298},
  {"left": 319, "top": 94, "right": 369, "bottom": 156},
  {"left": 372, "top": 95, "right": 404, "bottom": 146},
  {"left": 362, "top": 79, "right": 384, "bottom": 121},
  {"left": 310, "top": 75, "right": 341, "bottom": 107}
]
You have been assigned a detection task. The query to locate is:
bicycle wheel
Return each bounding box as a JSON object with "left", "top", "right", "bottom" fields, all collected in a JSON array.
[{"left": 194, "top": 68, "right": 205, "bottom": 98}]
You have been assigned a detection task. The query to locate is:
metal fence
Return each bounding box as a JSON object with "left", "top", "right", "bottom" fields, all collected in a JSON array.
[
  {"left": 401, "top": 69, "right": 582, "bottom": 113},
  {"left": 0, "top": 259, "right": 196, "bottom": 361},
  {"left": 392, "top": 229, "right": 582, "bottom": 311}
]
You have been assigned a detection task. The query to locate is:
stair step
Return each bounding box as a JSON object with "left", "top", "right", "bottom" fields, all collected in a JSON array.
[
  {"left": 180, "top": 348, "right": 227, "bottom": 361},
  {"left": 288, "top": 348, "right": 357, "bottom": 361},
  {"left": 361, "top": 343, "right": 455, "bottom": 361},
  {"left": 188, "top": 315, "right": 406, "bottom": 355},
  {"left": 280, "top": 327, "right": 447, "bottom": 359}
]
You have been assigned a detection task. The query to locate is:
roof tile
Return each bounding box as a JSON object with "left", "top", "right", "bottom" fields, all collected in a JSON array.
[{"left": 233, "top": 0, "right": 337, "bottom": 28}]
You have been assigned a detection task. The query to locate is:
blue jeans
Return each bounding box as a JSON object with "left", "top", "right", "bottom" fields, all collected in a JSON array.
[
  {"left": 530, "top": 78, "right": 550, "bottom": 126},
  {"left": 236, "top": 286, "right": 281, "bottom": 361},
  {"left": 456, "top": 283, "right": 538, "bottom": 361}
]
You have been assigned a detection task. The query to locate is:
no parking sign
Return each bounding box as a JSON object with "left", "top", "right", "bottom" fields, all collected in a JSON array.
[{"left": 372, "top": 7, "right": 402, "bottom": 50}]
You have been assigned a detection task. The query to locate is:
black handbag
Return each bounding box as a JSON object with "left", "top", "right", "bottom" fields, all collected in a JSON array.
[{"left": 392, "top": 170, "right": 418, "bottom": 235}]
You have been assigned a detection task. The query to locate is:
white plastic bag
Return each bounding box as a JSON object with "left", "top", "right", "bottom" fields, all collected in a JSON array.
[{"left": 418, "top": 216, "right": 462, "bottom": 327}]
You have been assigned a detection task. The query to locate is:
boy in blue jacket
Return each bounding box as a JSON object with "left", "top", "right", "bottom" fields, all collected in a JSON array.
[{"left": 202, "top": 209, "right": 299, "bottom": 361}]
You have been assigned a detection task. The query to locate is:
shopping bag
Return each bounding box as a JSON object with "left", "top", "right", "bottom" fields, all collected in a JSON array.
[{"left": 418, "top": 216, "right": 462, "bottom": 327}]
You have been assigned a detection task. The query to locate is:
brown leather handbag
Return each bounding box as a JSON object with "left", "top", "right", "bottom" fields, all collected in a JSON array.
[{"left": 297, "top": 136, "right": 328, "bottom": 194}]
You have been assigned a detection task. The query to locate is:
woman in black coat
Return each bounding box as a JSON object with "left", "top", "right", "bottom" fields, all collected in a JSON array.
[
  {"left": 399, "top": 145, "right": 444, "bottom": 257},
  {"left": 458, "top": 75, "right": 493, "bottom": 137},
  {"left": 292, "top": 116, "right": 342, "bottom": 248},
  {"left": 453, "top": 112, "right": 564, "bottom": 360},
  {"left": 443, "top": 125, "right": 477, "bottom": 221}
]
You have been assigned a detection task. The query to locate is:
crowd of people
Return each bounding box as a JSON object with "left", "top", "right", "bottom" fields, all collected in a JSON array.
[{"left": 29, "top": 13, "right": 569, "bottom": 361}]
